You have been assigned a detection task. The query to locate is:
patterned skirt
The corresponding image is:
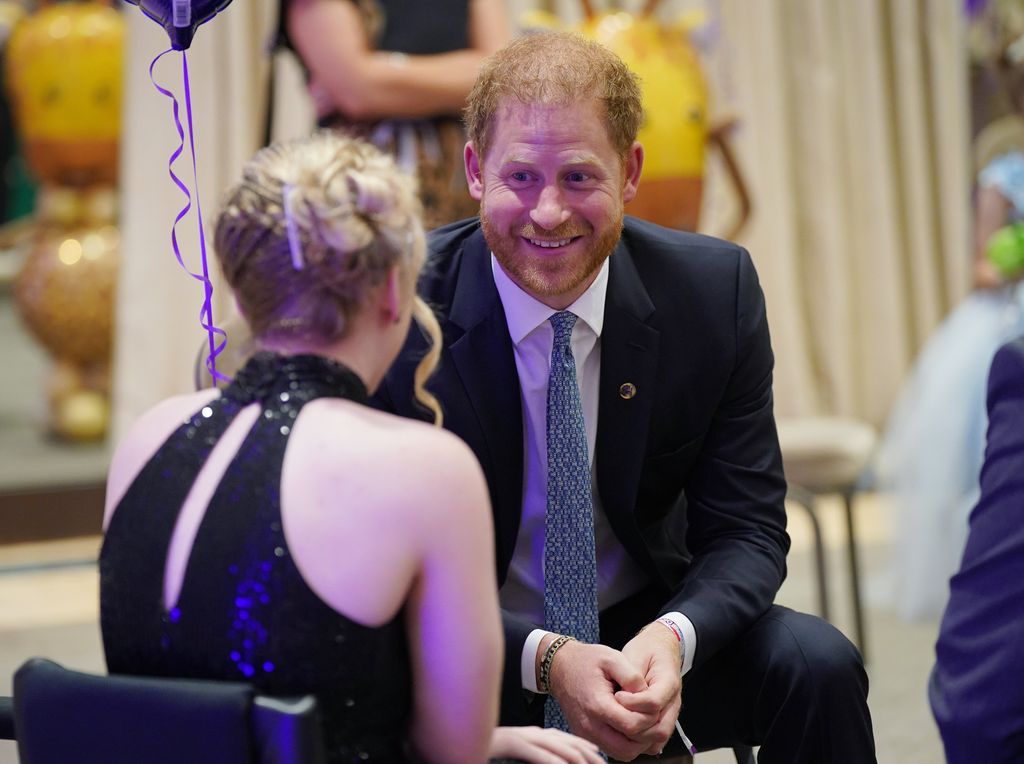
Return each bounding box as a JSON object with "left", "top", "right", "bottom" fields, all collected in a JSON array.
[{"left": 320, "top": 114, "right": 478, "bottom": 230}]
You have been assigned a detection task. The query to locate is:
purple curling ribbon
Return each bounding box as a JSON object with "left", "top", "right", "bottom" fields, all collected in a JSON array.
[{"left": 149, "top": 47, "right": 229, "bottom": 386}]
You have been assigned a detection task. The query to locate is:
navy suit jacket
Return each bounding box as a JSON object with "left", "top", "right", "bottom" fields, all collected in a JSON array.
[
  {"left": 377, "top": 216, "right": 789, "bottom": 723},
  {"left": 931, "top": 335, "right": 1024, "bottom": 762}
]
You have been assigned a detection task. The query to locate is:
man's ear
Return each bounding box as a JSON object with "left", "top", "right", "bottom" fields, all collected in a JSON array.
[
  {"left": 464, "top": 142, "right": 484, "bottom": 200},
  {"left": 622, "top": 141, "right": 644, "bottom": 203}
]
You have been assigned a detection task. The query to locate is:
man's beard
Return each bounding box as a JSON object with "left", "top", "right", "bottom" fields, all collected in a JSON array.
[{"left": 480, "top": 208, "right": 623, "bottom": 302}]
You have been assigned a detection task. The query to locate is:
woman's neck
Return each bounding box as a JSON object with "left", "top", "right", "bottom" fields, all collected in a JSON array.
[{"left": 256, "top": 334, "right": 387, "bottom": 394}]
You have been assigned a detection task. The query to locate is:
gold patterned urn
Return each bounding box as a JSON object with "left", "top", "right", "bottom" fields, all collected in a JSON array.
[{"left": 5, "top": 1, "right": 124, "bottom": 440}]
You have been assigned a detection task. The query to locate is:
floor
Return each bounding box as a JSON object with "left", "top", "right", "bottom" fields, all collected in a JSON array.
[{"left": 0, "top": 254, "right": 945, "bottom": 762}]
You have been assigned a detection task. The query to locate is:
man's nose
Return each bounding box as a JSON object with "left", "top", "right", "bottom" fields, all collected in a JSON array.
[{"left": 529, "top": 185, "right": 571, "bottom": 230}]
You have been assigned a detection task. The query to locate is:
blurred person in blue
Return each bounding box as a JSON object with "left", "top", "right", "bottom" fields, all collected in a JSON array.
[
  {"left": 929, "top": 334, "right": 1024, "bottom": 763},
  {"left": 874, "top": 38, "right": 1024, "bottom": 620}
]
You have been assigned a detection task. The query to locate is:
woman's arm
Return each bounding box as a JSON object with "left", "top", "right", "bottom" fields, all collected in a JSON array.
[
  {"left": 973, "top": 184, "right": 1012, "bottom": 289},
  {"left": 287, "top": 0, "right": 509, "bottom": 121},
  {"left": 468, "top": 0, "right": 511, "bottom": 56},
  {"left": 404, "top": 432, "right": 502, "bottom": 764},
  {"left": 489, "top": 726, "right": 604, "bottom": 763}
]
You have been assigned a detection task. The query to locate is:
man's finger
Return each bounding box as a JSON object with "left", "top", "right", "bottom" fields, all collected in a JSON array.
[
  {"left": 602, "top": 650, "right": 648, "bottom": 694},
  {"left": 613, "top": 686, "right": 667, "bottom": 714},
  {"left": 587, "top": 720, "right": 650, "bottom": 762},
  {"left": 589, "top": 688, "right": 660, "bottom": 737},
  {"left": 614, "top": 669, "right": 680, "bottom": 712},
  {"left": 627, "top": 694, "right": 683, "bottom": 750}
]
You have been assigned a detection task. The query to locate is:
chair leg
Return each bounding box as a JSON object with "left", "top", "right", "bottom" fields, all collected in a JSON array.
[
  {"left": 842, "top": 490, "right": 868, "bottom": 662},
  {"left": 788, "top": 486, "right": 830, "bottom": 622},
  {"left": 733, "top": 745, "right": 757, "bottom": 763},
  {"left": 0, "top": 696, "right": 13, "bottom": 741}
]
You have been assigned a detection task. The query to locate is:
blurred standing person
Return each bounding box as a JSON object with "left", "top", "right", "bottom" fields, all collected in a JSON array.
[
  {"left": 278, "top": 0, "right": 510, "bottom": 228},
  {"left": 873, "top": 38, "right": 1024, "bottom": 620}
]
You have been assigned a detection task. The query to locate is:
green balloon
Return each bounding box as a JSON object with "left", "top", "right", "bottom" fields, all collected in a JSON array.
[{"left": 986, "top": 223, "right": 1024, "bottom": 278}]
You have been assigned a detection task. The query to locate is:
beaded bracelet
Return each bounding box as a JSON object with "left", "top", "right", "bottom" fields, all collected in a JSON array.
[{"left": 538, "top": 634, "right": 576, "bottom": 694}]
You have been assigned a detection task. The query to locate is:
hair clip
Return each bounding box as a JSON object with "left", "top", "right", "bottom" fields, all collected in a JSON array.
[{"left": 281, "top": 183, "right": 304, "bottom": 271}]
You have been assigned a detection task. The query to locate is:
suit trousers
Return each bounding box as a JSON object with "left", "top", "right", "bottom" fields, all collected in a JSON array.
[{"left": 600, "top": 599, "right": 877, "bottom": 764}]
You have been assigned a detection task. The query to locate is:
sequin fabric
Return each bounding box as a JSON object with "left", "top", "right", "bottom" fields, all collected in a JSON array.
[{"left": 100, "top": 352, "right": 413, "bottom": 763}]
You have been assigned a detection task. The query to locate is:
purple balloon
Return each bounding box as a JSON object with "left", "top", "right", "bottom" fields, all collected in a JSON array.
[
  {"left": 123, "top": 0, "right": 233, "bottom": 51},
  {"left": 964, "top": 0, "right": 988, "bottom": 17}
]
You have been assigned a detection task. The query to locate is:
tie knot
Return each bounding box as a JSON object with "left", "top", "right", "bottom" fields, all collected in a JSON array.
[{"left": 549, "top": 311, "right": 577, "bottom": 350}]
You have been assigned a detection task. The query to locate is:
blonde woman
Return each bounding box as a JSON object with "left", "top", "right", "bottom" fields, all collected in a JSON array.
[{"left": 100, "top": 132, "right": 601, "bottom": 764}]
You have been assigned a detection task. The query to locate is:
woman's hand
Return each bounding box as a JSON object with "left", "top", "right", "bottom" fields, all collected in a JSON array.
[{"left": 488, "top": 726, "right": 605, "bottom": 764}]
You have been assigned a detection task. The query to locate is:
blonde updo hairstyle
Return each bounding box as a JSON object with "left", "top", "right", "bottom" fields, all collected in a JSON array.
[{"left": 214, "top": 131, "right": 442, "bottom": 423}]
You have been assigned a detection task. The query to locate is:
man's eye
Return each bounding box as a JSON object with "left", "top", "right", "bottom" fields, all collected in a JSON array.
[
  {"left": 566, "top": 172, "right": 589, "bottom": 183},
  {"left": 509, "top": 171, "right": 531, "bottom": 182}
]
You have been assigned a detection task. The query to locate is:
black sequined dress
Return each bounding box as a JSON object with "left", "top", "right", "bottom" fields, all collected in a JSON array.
[{"left": 100, "top": 353, "right": 413, "bottom": 763}]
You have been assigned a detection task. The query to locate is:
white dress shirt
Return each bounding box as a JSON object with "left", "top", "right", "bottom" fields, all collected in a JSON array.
[{"left": 490, "top": 255, "right": 696, "bottom": 692}]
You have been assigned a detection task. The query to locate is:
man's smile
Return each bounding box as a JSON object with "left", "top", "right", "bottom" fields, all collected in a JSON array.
[{"left": 525, "top": 236, "right": 581, "bottom": 249}]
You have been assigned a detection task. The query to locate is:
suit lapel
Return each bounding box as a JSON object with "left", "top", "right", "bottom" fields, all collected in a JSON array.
[
  {"left": 446, "top": 232, "right": 524, "bottom": 577},
  {"left": 597, "top": 242, "right": 660, "bottom": 569},
  {"left": 440, "top": 228, "right": 663, "bottom": 577}
]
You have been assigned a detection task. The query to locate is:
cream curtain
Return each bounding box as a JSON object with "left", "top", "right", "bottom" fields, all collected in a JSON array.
[
  {"left": 700, "top": 0, "right": 970, "bottom": 425},
  {"left": 112, "top": 0, "right": 970, "bottom": 434}
]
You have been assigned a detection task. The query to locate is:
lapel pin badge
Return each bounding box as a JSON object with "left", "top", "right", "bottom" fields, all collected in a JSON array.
[{"left": 619, "top": 382, "right": 637, "bottom": 400}]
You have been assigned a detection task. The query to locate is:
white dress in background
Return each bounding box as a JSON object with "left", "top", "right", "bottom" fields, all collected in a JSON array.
[{"left": 873, "top": 151, "right": 1024, "bottom": 621}]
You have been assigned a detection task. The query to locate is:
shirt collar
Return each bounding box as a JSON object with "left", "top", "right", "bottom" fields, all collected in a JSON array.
[{"left": 490, "top": 254, "right": 609, "bottom": 346}]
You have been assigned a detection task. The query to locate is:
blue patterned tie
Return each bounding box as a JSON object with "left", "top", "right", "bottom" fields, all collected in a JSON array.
[{"left": 543, "top": 311, "right": 601, "bottom": 732}]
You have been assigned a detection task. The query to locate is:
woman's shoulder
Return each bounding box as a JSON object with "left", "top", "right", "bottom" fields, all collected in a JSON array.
[
  {"left": 105, "top": 389, "right": 222, "bottom": 524},
  {"left": 285, "top": 403, "right": 490, "bottom": 553},
  {"left": 299, "top": 400, "right": 484, "bottom": 486},
  {"left": 120, "top": 390, "right": 222, "bottom": 448}
]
